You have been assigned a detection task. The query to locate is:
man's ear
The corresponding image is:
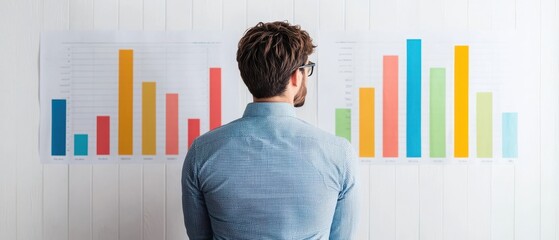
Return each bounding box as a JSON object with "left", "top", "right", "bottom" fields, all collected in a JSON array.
[{"left": 290, "top": 70, "right": 300, "bottom": 87}]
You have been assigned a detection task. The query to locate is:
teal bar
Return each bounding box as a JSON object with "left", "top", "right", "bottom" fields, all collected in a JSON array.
[
  {"left": 74, "top": 134, "right": 88, "bottom": 156},
  {"left": 502, "top": 113, "right": 518, "bottom": 158},
  {"left": 335, "top": 108, "right": 351, "bottom": 142}
]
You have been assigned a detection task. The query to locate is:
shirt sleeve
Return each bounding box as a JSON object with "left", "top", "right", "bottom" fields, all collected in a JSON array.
[
  {"left": 182, "top": 141, "right": 213, "bottom": 239},
  {"left": 329, "top": 141, "right": 359, "bottom": 240}
]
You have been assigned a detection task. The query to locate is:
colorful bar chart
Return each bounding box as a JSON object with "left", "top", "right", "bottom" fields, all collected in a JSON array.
[
  {"left": 318, "top": 33, "right": 521, "bottom": 162},
  {"left": 383, "top": 56, "right": 398, "bottom": 158},
  {"left": 41, "top": 32, "right": 235, "bottom": 163},
  {"left": 406, "top": 39, "right": 422, "bottom": 158},
  {"left": 51, "top": 99, "right": 66, "bottom": 156}
]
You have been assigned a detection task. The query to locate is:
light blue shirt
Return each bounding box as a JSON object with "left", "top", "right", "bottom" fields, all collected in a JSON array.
[{"left": 182, "top": 102, "right": 358, "bottom": 240}]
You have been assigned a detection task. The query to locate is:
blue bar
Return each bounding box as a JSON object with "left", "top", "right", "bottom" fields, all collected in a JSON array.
[
  {"left": 51, "top": 99, "right": 66, "bottom": 156},
  {"left": 74, "top": 134, "right": 88, "bottom": 156},
  {"left": 502, "top": 113, "right": 518, "bottom": 158},
  {"left": 406, "top": 39, "right": 422, "bottom": 157}
]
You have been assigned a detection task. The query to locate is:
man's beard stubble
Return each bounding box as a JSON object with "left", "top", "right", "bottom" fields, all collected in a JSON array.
[{"left": 293, "top": 78, "right": 307, "bottom": 108}]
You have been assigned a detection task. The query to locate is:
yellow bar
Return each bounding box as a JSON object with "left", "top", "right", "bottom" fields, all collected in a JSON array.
[
  {"left": 118, "top": 49, "right": 133, "bottom": 155},
  {"left": 454, "top": 46, "right": 469, "bottom": 157},
  {"left": 359, "top": 88, "right": 375, "bottom": 157},
  {"left": 142, "top": 82, "right": 156, "bottom": 155}
]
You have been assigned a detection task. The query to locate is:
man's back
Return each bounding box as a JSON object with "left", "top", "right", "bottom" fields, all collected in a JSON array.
[{"left": 182, "top": 103, "right": 357, "bottom": 239}]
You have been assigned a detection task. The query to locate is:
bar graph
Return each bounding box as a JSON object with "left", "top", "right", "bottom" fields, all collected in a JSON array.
[
  {"left": 318, "top": 33, "right": 520, "bottom": 163},
  {"left": 40, "top": 32, "right": 239, "bottom": 163}
]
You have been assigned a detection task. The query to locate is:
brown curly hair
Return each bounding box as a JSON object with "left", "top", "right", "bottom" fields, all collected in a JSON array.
[{"left": 236, "top": 21, "right": 315, "bottom": 98}]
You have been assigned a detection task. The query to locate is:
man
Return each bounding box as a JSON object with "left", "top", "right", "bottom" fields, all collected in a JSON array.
[{"left": 182, "top": 21, "right": 358, "bottom": 240}]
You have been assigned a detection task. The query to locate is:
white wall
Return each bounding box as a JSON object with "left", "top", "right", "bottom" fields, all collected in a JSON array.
[{"left": 0, "top": 0, "right": 558, "bottom": 240}]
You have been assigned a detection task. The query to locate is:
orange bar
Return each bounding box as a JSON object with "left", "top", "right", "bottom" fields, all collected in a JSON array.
[
  {"left": 209, "top": 68, "right": 221, "bottom": 130},
  {"left": 118, "top": 49, "right": 133, "bottom": 155},
  {"left": 166, "top": 94, "right": 179, "bottom": 155},
  {"left": 454, "top": 46, "right": 469, "bottom": 157},
  {"left": 142, "top": 82, "right": 156, "bottom": 155},
  {"left": 383, "top": 56, "right": 398, "bottom": 158},
  {"left": 359, "top": 88, "right": 375, "bottom": 157}
]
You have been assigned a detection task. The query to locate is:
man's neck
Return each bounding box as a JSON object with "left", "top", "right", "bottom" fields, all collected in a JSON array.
[{"left": 253, "top": 95, "right": 293, "bottom": 105}]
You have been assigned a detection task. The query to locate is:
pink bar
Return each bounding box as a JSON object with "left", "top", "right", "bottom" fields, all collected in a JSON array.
[
  {"left": 188, "top": 119, "right": 200, "bottom": 150},
  {"left": 383, "top": 56, "right": 399, "bottom": 157},
  {"left": 166, "top": 94, "right": 179, "bottom": 155},
  {"left": 210, "top": 68, "right": 222, "bottom": 130}
]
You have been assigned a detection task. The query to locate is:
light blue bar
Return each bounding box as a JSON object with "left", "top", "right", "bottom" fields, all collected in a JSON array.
[
  {"left": 502, "top": 113, "right": 518, "bottom": 158},
  {"left": 407, "top": 39, "right": 421, "bottom": 157},
  {"left": 74, "top": 134, "right": 88, "bottom": 156}
]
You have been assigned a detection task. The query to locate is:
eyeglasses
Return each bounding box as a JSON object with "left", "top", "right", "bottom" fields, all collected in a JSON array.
[{"left": 298, "top": 61, "right": 315, "bottom": 77}]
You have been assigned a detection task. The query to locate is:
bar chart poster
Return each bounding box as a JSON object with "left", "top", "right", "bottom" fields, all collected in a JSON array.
[
  {"left": 317, "top": 32, "right": 536, "bottom": 164},
  {"left": 39, "top": 32, "right": 241, "bottom": 163}
]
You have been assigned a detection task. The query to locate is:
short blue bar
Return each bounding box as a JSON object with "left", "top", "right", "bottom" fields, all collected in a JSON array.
[
  {"left": 51, "top": 99, "right": 66, "bottom": 156},
  {"left": 74, "top": 134, "right": 88, "bottom": 156},
  {"left": 502, "top": 113, "right": 518, "bottom": 158},
  {"left": 406, "top": 39, "right": 422, "bottom": 157}
]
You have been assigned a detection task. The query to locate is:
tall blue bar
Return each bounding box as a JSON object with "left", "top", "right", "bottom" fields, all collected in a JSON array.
[
  {"left": 502, "top": 113, "right": 518, "bottom": 158},
  {"left": 74, "top": 134, "right": 88, "bottom": 156},
  {"left": 51, "top": 99, "right": 66, "bottom": 156},
  {"left": 406, "top": 39, "right": 422, "bottom": 157}
]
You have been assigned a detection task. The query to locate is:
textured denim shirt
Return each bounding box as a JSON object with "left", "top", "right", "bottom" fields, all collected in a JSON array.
[{"left": 182, "top": 102, "right": 358, "bottom": 240}]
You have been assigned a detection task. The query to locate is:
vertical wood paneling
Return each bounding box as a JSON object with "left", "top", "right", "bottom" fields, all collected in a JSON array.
[
  {"left": 467, "top": 165, "right": 491, "bottom": 240},
  {"left": 491, "top": 165, "right": 515, "bottom": 240},
  {"left": 419, "top": 165, "right": 444, "bottom": 240},
  {"left": 319, "top": 0, "right": 344, "bottom": 31},
  {"left": 92, "top": 0, "right": 119, "bottom": 240},
  {"left": 118, "top": 0, "right": 145, "bottom": 239},
  {"left": 142, "top": 1, "right": 167, "bottom": 239},
  {"left": 16, "top": 0, "right": 43, "bottom": 240},
  {"left": 0, "top": 1, "right": 19, "bottom": 239},
  {"left": 395, "top": 166, "right": 419, "bottom": 240},
  {"left": 165, "top": 1, "right": 192, "bottom": 239},
  {"left": 419, "top": 0, "right": 444, "bottom": 31},
  {"left": 246, "top": 0, "right": 294, "bottom": 25},
  {"left": 443, "top": 0, "right": 468, "bottom": 30},
  {"left": 468, "top": 0, "right": 492, "bottom": 31},
  {"left": 193, "top": 0, "right": 222, "bottom": 30},
  {"left": 540, "top": 1, "right": 559, "bottom": 238},
  {"left": 491, "top": 0, "right": 516, "bottom": 31},
  {"left": 68, "top": 1, "right": 94, "bottom": 239},
  {"left": 345, "top": 0, "right": 369, "bottom": 31},
  {"left": 370, "top": 0, "right": 397, "bottom": 31},
  {"left": 443, "top": 165, "right": 468, "bottom": 240},
  {"left": 144, "top": 0, "right": 165, "bottom": 31},
  {"left": 396, "top": 0, "right": 421, "bottom": 31},
  {"left": 370, "top": 166, "right": 396, "bottom": 240}
]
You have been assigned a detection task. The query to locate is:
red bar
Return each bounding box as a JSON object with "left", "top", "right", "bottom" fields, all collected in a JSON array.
[
  {"left": 97, "top": 116, "right": 110, "bottom": 155},
  {"left": 188, "top": 119, "right": 200, "bottom": 149},
  {"left": 166, "top": 94, "right": 179, "bottom": 155},
  {"left": 209, "top": 68, "right": 221, "bottom": 130},
  {"left": 383, "top": 56, "right": 399, "bottom": 157}
]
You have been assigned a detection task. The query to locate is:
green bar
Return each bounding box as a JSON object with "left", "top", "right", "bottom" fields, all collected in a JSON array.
[
  {"left": 429, "top": 68, "right": 446, "bottom": 158},
  {"left": 335, "top": 108, "right": 351, "bottom": 142},
  {"left": 477, "top": 92, "right": 493, "bottom": 158}
]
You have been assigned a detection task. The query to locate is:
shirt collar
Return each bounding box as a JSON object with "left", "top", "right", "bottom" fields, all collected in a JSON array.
[{"left": 242, "top": 102, "right": 297, "bottom": 118}]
